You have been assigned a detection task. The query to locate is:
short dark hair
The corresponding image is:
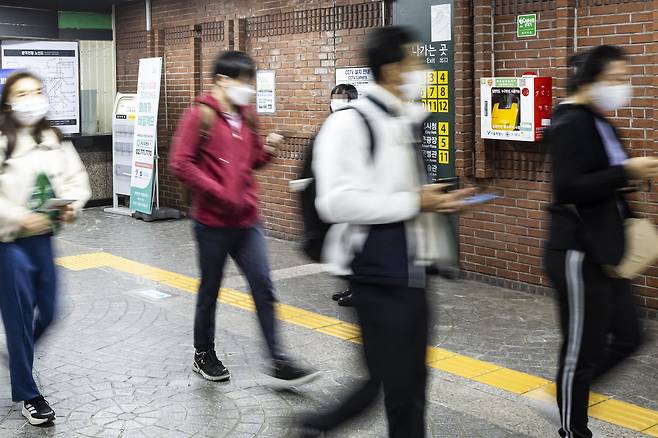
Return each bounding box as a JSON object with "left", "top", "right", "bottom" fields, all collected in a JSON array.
[
  {"left": 567, "top": 45, "right": 626, "bottom": 94},
  {"left": 212, "top": 50, "right": 256, "bottom": 80},
  {"left": 331, "top": 83, "right": 358, "bottom": 101},
  {"left": 366, "top": 26, "right": 416, "bottom": 81}
]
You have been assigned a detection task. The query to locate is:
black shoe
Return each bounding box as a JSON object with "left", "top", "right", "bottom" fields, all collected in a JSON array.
[
  {"left": 337, "top": 293, "right": 354, "bottom": 307},
  {"left": 22, "top": 396, "right": 55, "bottom": 426},
  {"left": 269, "top": 359, "right": 321, "bottom": 387},
  {"left": 193, "top": 350, "right": 231, "bottom": 382},
  {"left": 331, "top": 289, "right": 351, "bottom": 301}
]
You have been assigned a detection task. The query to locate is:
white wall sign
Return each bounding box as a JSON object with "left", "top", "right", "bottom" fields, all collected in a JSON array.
[
  {"left": 1, "top": 40, "right": 80, "bottom": 134},
  {"left": 129, "top": 57, "right": 162, "bottom": 214},
  {"left": 431, "top": 4, "right": 452, "bottom": 42},
  {"left": 256, "top": 70, "right": 276, "bottom": 114},
  {"left": 335, "top": 67, "right": 373, "bottom": 97}
]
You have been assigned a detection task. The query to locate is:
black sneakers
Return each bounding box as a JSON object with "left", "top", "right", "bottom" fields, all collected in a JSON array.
[
  {"left": 337, "top": 293, "right": 354, "bottom": 307},
  {"left": 193, "top": 350, "right": 231, "bottom": 382},
  {"left": 331, "top": 289, "right": 351, "bottom": 301},
  {"left": 269, "top": 358, "right": 321, "bottom": 387},
  {"left": 22, "top": 395, "right": 55, "bottom": 426}
]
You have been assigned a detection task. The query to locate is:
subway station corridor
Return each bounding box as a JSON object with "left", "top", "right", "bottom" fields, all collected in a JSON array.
[{"left": 0, "top": 209, "right": 656, "bottom": 437}]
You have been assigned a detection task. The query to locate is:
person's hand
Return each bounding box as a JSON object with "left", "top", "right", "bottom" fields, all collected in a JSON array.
[
  {"left": 623, "top": 157, "right": 658, "bottom": 180},
  {"left": 420, "top": 184, "right": 477, "bottom": 214},
  {"left": 58, "top": 205, "right": 76, "bottom": 224},
  {"left": 19, "top": 213, "right": 51, "bottom": 235},
  {"left": 264, "top": 133, "right": 284, "bottom": 155}
]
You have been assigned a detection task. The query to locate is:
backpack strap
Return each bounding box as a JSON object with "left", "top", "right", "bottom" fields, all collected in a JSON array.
[
  {"left": 196, "top": 102, "right": 217, "bottom": 140},
  {"left": 335, "top": 105, "right": 376, "bottom": 160}
]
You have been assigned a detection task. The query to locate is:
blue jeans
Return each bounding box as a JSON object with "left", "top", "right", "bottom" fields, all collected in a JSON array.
[
  {"left": 193, "top": 222, "right": 283, "bottom": 359},
  {"left": 0, "top": 235, "right": 57, "bottom": 402}
]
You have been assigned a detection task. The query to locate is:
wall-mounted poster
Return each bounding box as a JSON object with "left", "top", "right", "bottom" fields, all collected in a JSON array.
[
  {"left": 256, "top": 70, "right": 276, "bottom": 114},
  {"left": 1, "top": 40, "right": 80, "bottom": 134},
  {"left": 335, "top": 67, "right": 373, "bottom": 97}
]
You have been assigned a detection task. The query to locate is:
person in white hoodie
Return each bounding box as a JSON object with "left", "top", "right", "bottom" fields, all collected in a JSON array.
[
  {"left": 297, "top": 27, "right": 475, "bottom": 437},
  {"left": 0, "top": 71, "right": 91, "bottom": 426}
]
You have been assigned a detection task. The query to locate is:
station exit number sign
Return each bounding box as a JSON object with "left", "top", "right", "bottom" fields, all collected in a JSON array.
[{"left": 517, "top": 14, "right": 537, "bottom": 37}]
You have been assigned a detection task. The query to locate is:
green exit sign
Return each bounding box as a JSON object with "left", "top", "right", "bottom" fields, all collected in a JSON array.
[{"left": 517, "top": 14, "right": 537, "bottom": 38}]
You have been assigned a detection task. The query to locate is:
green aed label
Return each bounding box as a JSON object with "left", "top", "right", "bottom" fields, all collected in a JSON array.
[{"left": 517, "top": 14, "right": 537, "bottom": 38}]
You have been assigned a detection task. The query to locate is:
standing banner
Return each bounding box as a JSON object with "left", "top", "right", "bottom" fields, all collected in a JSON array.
[
  {"left": 129, "top": 57, "right": 162, "bottom": 214},
  {"left": 1, "top": 40, "right": 80, "bottom": 134}
]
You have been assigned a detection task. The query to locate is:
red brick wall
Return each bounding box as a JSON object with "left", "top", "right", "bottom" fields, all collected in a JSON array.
[
  {"left": 460, "top": 0, "right": 658, "bottom": 317},
  {"left": 115, "top": 0, "right": 658, "bottom": 317},
  {"left": 115, "top": 0, "right": 384, "bottom": 238}
]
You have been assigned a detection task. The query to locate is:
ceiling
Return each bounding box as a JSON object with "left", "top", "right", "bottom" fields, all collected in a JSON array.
[{"left": 0, "top": 0, "right": 137, "bottom": 13}]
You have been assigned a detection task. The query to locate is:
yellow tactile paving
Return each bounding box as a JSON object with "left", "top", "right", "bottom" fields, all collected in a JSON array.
[
  {"left": 523, "top": 383, "right": 610, "bottom": 407},
  {"left": 644, "top": 424, "right": 658, "bottom": 437},
  {"left": 589, "top": 399, "right": 658, "bottom": 432},
  {"left": 316, "top": 322, "right": 361, "bottom": 340},
  {"left": 426, "top": 346, "right": 457, "bottom": 363},
  {"left": 430, "top": 355, "right": 500, "bottom": 379},
  {"left": 473, "top": 368, "right": 550, "bottom": 394},
  {"left": 56, "top": 251, "right": 658, "bottom": 435}
]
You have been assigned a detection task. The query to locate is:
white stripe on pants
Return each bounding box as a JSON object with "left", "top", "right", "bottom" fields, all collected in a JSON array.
[{"left": 561, "top": 250, "right": 585, "bottom": 437}]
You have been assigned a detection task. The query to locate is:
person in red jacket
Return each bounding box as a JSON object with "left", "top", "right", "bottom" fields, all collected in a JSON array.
[{"left": 170, "top": 50, "right": 319, "bottom": 386}]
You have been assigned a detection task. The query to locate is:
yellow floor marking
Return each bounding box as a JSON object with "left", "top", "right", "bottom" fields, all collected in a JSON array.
[
  {"left": 645, "top": 424, "right": 658, "bottom": 437},
  {"left": 430, "top": 355, "right": 501, "bottom": 379},
  {"left": 473, "top": 368, "right": 550, "bottom": 394},
  {"left": 589, "top": 399, "right": 658, "bottom": 432},
  {"left": 426, "top": 346, "right": 457, "bottom": 363},
  {"left": 56, "top": 252, "right": 658, "bottom": 434}
]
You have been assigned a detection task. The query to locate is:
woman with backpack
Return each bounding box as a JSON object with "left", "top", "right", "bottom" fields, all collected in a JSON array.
[{"left": 0, "top": 71, "right": 91, "bottom": 425}]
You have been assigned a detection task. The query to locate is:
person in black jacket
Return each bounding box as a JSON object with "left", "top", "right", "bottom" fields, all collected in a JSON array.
[{"left": 544, "top": 45, "right": 658, "bottom": 438}]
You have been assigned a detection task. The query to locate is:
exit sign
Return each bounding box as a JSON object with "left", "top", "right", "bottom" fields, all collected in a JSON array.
[{"left": 517, "top": 14, "right": 537, "bottom": 38}]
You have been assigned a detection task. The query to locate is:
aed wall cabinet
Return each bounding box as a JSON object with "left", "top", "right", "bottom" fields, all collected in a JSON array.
[{"left": 480, "top": 75, "right": 552, "bottom": 142}]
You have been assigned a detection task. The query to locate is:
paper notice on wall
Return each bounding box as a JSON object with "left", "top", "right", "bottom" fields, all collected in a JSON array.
[
  {"left": 335, "top": 67, "right": 373, "bottom": 97},
  {"left": 256, "top": 70, "right": 276, "bottom": 114},
  {"left": 431, "top": 4, "right": 452, "bottom": 42}
]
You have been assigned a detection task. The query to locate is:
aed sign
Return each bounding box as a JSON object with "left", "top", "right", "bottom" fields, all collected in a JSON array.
[
  {"left": 517, "top": 14, "right": 537, "bottom": 38},
  {"left": 480, "top": 75, "right": 552, "bottom": 142}
]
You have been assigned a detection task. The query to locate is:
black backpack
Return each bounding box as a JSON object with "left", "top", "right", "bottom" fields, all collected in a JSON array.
[{"left": 299, "top": 106, "right": 375, "bottom": 262}]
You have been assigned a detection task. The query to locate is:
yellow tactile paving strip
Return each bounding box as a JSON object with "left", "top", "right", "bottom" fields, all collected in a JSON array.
[{"left": 56, "top": 252, "right": 658, "bottom": 435}]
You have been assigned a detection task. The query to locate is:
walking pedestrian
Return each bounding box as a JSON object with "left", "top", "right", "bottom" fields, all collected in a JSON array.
[
  {"left": 297, "top": 27, "right": 475, "bottom": 437},
  {"left": 544, "top": 45, "right": 658, "bottom": 438},
  {"left": 170, "top": 50, "right": 320, "bottom": 386},
  {"left": 0, "top": 71, "right": 91, "bottom": 425}
]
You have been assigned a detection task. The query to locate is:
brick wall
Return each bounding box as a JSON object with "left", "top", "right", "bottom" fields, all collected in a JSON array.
[
  {"left": 459, "top": 0, "right": 658, "bottom": 318},
  {"left": 115, "top": 0, "right": 384, "bottom": 238},
  {"left": 115, "top": 0, "right": 658, "bottom": 317}
]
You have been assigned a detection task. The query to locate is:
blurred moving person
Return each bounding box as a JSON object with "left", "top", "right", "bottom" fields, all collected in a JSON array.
[
  {"left": 298, "top": 27, "right": 474, "bottom": 437},
  {"left": 170, "top": 51, "right": 319, "bottom": 386},
  {"left": 544, "top": 45, "right": 658, "bottom": 438},
  {"left": 0, "top": 71, "right": 91, "bottom": 425}
]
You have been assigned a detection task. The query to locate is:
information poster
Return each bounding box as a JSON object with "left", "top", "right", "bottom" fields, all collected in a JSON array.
[
  {"left": 129, "top": 58, "right": 162, "bottom": 214},
  {"left": 1, "top": 40, "right": 80, "bottom": 134},
  {"left": 335, "top": 67, "right": 373, "bottom": 97},
  {"left": 256, "top": 70, "right": 276, "bottom": 114},
  {"left": 0, "top": 69, "right": 16, "bottom": 95},
  {"left": 396, "top": 0, "right": 455, "bottom": 183},
  {"left": 112, "top": 93, "right": 137, "bottom": 197}
]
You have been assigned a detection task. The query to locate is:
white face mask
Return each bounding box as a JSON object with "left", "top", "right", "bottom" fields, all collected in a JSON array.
[
  {"left": 10, "top": 94, "right": 49, "bottom": 126},
  {"left": 399, "top": 70, "right": 430, "bottom": 101},
  {"left": 330, "top": 99, "right": 349, "bottom": 112},
  {"left": 225, "top": 84, "right": 255, "bottom": 106},
  {"left": 589, "top": 83, "right": 632, "bottom": 112}
]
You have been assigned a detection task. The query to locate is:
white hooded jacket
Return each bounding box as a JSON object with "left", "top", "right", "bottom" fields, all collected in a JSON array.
[{"left": 0, "top": 128, "right": 91, "bottom": 242}]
